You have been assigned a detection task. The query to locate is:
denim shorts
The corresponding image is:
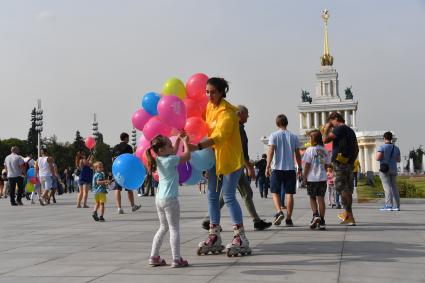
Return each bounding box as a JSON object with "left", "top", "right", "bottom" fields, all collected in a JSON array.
[{"left": 270, "top": 170, "right": 296, "bottom": 195}]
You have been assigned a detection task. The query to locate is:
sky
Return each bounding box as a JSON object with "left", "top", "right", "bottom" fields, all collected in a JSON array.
[{"left": 0, "top": 0, "right": 424, "bottom": 159}]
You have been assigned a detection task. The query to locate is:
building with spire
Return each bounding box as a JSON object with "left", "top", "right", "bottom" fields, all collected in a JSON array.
[{"left": 261, "top": 9, "right": 397, "bottom": 173}]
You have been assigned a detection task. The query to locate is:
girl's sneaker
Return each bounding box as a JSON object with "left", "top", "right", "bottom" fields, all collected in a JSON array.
[
  {"left": 149, "top": 256, "right": 166, "bottom": 267},
  {"left": 171, "top": 257, "right": 189, "bottom": 268},
  {"left": 99, "top": 216, "right": 105, "bottom": 222},
  {"left": 310, "top": 216, "right": 321, "bottom": 229}
]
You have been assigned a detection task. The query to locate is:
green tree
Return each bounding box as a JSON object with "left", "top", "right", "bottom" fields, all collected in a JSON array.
[
  {"left": 27, "top": 108, "right": 38, "bottom": 156},
  {"left": 93, "top": 133, "right": 112, "bottom": 172},
  {"left": 0, "top": 138, "right": 29, "bottom": 168},
  {"left": 72, "top": 130, "right": 86, "bottom": 155}
]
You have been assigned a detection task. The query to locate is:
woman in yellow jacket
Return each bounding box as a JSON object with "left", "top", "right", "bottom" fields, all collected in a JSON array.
[{"left": 195, "top": 78, "right": 251, "bottom": 257}]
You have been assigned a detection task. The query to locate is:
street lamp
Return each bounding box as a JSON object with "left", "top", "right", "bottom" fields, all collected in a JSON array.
[
  {"left": 35, "top": 99, "right": 44, "bottom": 159},
  {"left": 92, "top": 113, "right": 99, "bottom": 140},
  {"left": 131, "top": 128, "right": 137, "bottom": 151}
]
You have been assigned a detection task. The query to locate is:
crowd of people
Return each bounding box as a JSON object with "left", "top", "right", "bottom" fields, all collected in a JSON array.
[{"left": 1, "top": 77, "right": 401, "bottom": 268}]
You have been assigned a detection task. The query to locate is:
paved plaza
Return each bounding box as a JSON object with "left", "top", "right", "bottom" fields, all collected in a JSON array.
[{"left": 0, "top": 187, "right": 424, "bottom": 283}]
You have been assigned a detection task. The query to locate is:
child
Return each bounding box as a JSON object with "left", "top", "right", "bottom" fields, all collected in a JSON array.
[
  {"left": 303, "top": 130, "right": 331, "bottom": 230},
  {"left": 92, "top": 162, "right": 109, "bottom": 222},
  {"left": 146, "top": 133, "right": 190, "bottom": 268},
  {"left": 198, "top": 171, "right": 207, "bottom": 194},
  {"left": 326, "top": 166, "right": 336, "bottom": 208}
]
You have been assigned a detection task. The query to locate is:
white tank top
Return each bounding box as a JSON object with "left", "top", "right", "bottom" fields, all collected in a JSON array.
[{"left": 38, "top": 157, "right": 52, "bottom": 177}]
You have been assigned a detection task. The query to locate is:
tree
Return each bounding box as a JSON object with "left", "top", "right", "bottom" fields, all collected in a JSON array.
[
  {"left": 0, "top": 138, "right": 29, "bottom": 167},
  {"left": 93, "top": 133, "right": 113, "bottom": 172},
  {"left": 27, "top": 108, "right": 38, "bottom": 157},
  {"left": 72, "top": 130, "right": 86, "bottom": 154}
]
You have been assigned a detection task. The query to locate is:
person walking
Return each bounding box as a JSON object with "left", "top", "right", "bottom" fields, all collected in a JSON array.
[
  {"left": 37, "top": 148, "right": 55, "bottom": 205},
  {"left": 200, "top": 105, "right": 271, "bottom": 231},
  {"left": 112, "top": 132, "right": 141, "bottom": 214},
  {"left": 376, "top": 132, "right": 401, "bottom": 211},
  {"left": 323, "top": 112, "right": 359, "bottom": 226},
  {"left": 255, "top": 155, "right": 268, "bottom": 198},
  {"left": 266, "top": 114, "right": 302, "bottom": 227},
  {"left": 4, "top": 146, "right": 25, "bottom": 206}
]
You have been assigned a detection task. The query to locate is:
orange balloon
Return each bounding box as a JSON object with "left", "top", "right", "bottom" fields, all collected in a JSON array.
[{"left": 185, "top": 117, "right": 208, "bottom": 144}]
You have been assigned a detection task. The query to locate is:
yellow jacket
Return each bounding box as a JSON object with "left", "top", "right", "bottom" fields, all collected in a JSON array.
[{"left": 206, "top": 99, "right": 244, "bottom": 176}]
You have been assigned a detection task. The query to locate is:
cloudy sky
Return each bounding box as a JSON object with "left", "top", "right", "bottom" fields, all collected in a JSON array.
[{"left": 0, "top": 0, "right": 424, "bottom": 159}]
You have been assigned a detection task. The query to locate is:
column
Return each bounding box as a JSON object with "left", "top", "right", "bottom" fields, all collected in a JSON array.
[
  {"left": 352, "top": 110, "right": 357, "bottom": 127},
  {"left": 358, "top": 146, "right": 364, "bottom": 173},
  {"left": 371, "top": 145, "right": 378, "bottom": 172},
  {"left": 306, "top": 112, "right": 311, "bottom": 129},
  {"left": 364, "top": 146, "right": 370, "bottom": 172},
  {"left": 321, "top": 111, "right": 326, "bottom": 125},
  {"left": 299, "top": 113, "right": 303, "bottom": 129},
  {"left": 344, "top": 110, "right": 349, "bottom": 125},
  {"left": 314, "top": 112, "right": 319, "bottom": 129}
]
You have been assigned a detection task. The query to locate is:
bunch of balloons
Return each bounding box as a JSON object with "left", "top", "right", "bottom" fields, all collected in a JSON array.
[{"left": 113, "top": 73, "right": 216, "bottom": 189}]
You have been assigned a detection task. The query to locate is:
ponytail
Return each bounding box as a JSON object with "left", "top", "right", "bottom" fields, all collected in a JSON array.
[{"left": 146, "top": 146, "right": 157, "bottom": 174}]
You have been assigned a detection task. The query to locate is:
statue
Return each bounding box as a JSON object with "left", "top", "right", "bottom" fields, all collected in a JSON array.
[
  {"left": 320, "top": 9, "right": 334, "bottom": 66},
  {"left": 301, "top": 90, "right": 312, "bottom": 104},
  {"left": 345, "top": 86, "right": 353, "bottom": 100}
]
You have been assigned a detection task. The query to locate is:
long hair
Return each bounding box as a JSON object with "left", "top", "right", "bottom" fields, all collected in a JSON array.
[
  {"left": 145, "top": 135, "right": 169, "bottom": 174},
  {"left": 309, "top": 129, "right": 324, "bottom": 146},
  {"left": 75, "top": 151, "right": 85, "bottom": 167}
]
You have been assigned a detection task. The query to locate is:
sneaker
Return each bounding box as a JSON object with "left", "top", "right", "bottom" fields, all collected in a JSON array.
[
  {"left": 83, "top": 204, "right": 89, "bottom": 208},
  {"left": 92, "top": 212, "right": 99, "bottom": 221},
  {"left": 337, "top": 212, "right": 347, "bottom": 221},
  {"left": 132, "top": 204, "right": 141, "bottom": 212},
  {"left": 285, "top": 219, "right": 294, "bottom": 227},
  {"left": 118, "top": 208, "right": 124, "bottom": 214},
  {"left": 98, "top": 216, "right": 105, "bottom": 222},
  {"left": 379, "top": 205, "right": 392, "bottom": 211},
  {"left": 340, "top": 216, "right": 356, "bottom": 226},
  {"left": 254, "top": 219, "right": 272, "bottom": 231},
  {"left": 273, "top": 211, "right": 285, "bottom": 226},
  {"left": 137, "top": 193, "right": 142, "bottom": 197},
  {"left": 171, "top": 257, "right": 189, "bottom": 268},
  {"left": 391, "top": 207, "right": 400, "bottom": 211},
  {"left": 149, "top": 256, "right": 166, "bottom": 267},
  {"left": 310, "top": 216, "right": 321, "bottom": 230},
  {"left": 318, "top": 219, "right": 326, "bottom": 230},
  {"left": 201, "top": 219, "right": 210, "bottom": 230}
]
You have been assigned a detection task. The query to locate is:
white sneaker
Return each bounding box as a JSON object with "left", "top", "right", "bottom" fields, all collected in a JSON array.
[
  {"left": 118, "top": 208, "right": 124, "bottom": 214},
  {"left": 137, "top": 193, "right": 142, "bottom": 197},
  {"left": 132, "top": 205, "right": 141, "bottom": 212}
]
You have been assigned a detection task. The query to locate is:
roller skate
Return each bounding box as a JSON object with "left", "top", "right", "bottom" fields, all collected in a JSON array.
[
  {"left": 197, "top": 225, "right": 225, "bottom": 256},
  {"left": 225, "top": 225, "right": 252, "bottom": 257}
]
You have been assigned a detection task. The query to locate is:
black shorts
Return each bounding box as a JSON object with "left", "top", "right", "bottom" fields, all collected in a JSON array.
[
  {"left": 112, "top": 182, "right": 132, "bottom": 192},
  {"left": 307, "top": 181, "right": 327, "bottom": 197},
  {"left": 270, "top": 170, "right": 296, "bottom": 195}
]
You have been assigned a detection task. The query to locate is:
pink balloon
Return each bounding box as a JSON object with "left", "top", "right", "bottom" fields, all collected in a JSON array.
[
  {"left": 85, "top": 136, "right": 96, "bottom": 150},
  {"left": 184, "top": 98, "right": 202, "bottom": 118},
  {"left": 132, "top": 109, "right": 153, "bottom": 131},
  {"left": 184, "top": 117, "right": 208, "bottom": 144},
  {"left": 170, "top": 136, "right": 184, "bottom": 156},
  {"left": 157, "top": 95, "right": 187, "bottom": 130},
  {"left": 186, "top": 73, "right": 209, "bottom": 101},
  {"left": 143, "top": 117, "right": 172, "bottom": 141}
]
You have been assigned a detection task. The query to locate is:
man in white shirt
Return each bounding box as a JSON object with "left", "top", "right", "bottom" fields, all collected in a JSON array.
[
  {"left": 36, "top": 148, "right": 55, "bottom": 205},
  {"left": 4, "top": 146, "right": 25, "bottom": 206}
]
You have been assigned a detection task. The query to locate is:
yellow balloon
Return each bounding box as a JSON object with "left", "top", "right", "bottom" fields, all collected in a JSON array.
[
  {"left": 162, "top": 77, "right": 186, "bottom": 100},
  {"left": 26, "top": 182, "right": 35, "bottom": 193}
]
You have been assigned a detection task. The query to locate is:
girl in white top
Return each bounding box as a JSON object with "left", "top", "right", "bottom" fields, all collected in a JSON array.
[{"left": 303, "top": 130, "right": 331, "bottom": 230}]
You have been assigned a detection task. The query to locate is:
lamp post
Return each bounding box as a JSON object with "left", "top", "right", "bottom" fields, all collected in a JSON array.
[
  {"left": 92, "top": 113, "right": 99, "bottom": 140},
  {"left": 35, "top": 99, "right": 44, "bottom": 159},
  {"left": 131, "top": 128, "right": 137, "bottom": 152}
]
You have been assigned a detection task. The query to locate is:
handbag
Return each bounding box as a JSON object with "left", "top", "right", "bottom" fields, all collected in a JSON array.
[{"left": 379, "top": 145, "right": 394, "bottom": 173}]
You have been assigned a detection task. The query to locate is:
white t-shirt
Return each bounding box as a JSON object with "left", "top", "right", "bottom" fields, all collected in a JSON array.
[
  {"left": 38, "top": 157, "right": 52, "bottom": 177},
  {"left": 4, "top": 153, "right": 24, "bottom": 178},
  {"left": 268, "top": 130, "right": 299, "bottom": 171},
  {"left": 302, "top": 145, "right": 331, "bottom": 182}
]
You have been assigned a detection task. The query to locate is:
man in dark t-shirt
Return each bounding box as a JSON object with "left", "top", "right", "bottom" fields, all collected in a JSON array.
[
  {"left": 255, "top": 155, "right": 268, "bottom": 198},
  {"left": 112, "top": 132, "right": 141, "bottom": 214},
  {"left": 323, "top": 112, "right": 359, "bottom": 226}
]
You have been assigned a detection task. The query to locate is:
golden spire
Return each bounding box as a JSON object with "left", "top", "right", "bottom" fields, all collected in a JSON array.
[{"left": 320, "top": 9, "right": 334, "bottom": 66}]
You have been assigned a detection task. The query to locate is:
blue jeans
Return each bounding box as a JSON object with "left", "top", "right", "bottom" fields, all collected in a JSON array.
[{"left": 208, "top": 166, "right": 243, "bottom": 225}]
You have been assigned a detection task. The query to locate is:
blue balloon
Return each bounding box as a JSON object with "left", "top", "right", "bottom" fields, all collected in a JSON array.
[
  {"left": 112, "top": 154, "right": 146, "bottom": 190},
  {"left": 184, "top": 168, "right": 202, "bottom": 185},
  {"left": 190, "top": 148, "right": 215, "bottom": 171},
  {"left": 142, "top": 92, "right": 161, "bottom": 116},
  {"left": 27, "top": 168, "right": 35, "bottom": 178}
]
